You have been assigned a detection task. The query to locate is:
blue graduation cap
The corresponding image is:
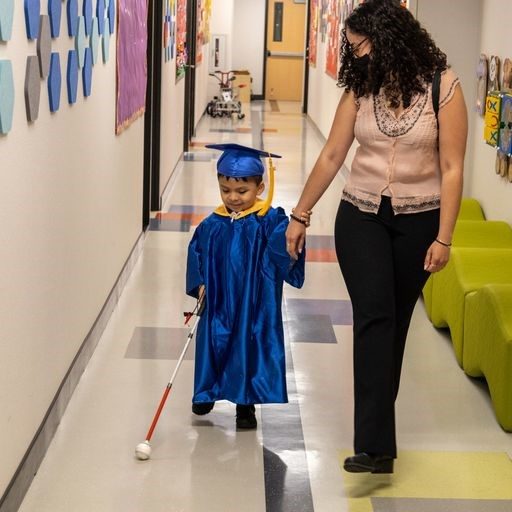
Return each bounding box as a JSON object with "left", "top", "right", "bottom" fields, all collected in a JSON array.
[
  {"left": 205, "top": 143, "right": 281, "bottom": 178},
  {"left": 206, "top": 143, "right": 281, "bottom": 216}
]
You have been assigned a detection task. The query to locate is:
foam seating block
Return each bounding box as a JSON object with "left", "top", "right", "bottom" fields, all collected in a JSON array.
[
  {"left": 430, "top": 248, "right": 512, "bottom": 366},
  {"left": 457, "top": 197, "right": 485, "bottom": 221},
  {"left": 464, "top": 284, "right": 512, "bottom": 431},
  {"left": 422, "top": 220, "right": 512, "bottom": 320}
]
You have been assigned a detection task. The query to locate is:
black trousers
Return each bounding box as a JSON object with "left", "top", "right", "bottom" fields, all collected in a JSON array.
[{"left": 334, "top": 197, "right": 439, "bottom": 457}]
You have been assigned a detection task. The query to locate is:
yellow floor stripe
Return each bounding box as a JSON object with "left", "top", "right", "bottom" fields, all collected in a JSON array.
[{"left": 339, "top": 450, "right": 512, "bottom": 512}]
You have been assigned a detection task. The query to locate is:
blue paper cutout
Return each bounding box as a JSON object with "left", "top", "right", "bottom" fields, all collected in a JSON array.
[
  {"left": 75, "top": 16, "right": 86, "bottom": 68},
  {"left": 48, "top": 0, "right": 62, "bottom": 37},
  {"left": 24, "top": 0, "right": 41, "bottom": 39},
  {"left": 82, "top": 47, "right": 92, "bottom": 97},
  {"left": 107, "top": 0, "right": 115, "bottom": 34},
  {"left": 83, "top": 0, "right": 92, "bottom": 36},
  {"left": 0, "top": 60, "right": 15, "bottom": 134},
  {"left": 66, "top": 0, "right": 78, "bottom": 36},
  {"left": 67, "top": 49, "right": 78, "bottom": 104},
  {"left": 0, "top": 0, "right": 15, "bottom": 41},
  {"left": 102, "top": 24, "right": 110, "bottom": 63},
  {"left": 90, "top": 18, "right": 100, "bottom": 65},
  {"left": 96, "top": 0, "right": 105, "bottom": 35},
  {"left": 48, "top": 52, "right": 61, "bottom": 112}
]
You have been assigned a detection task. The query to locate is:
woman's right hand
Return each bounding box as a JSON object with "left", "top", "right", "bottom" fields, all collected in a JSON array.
[{"left": 286, "top": 219, "right": 306, "bottom": 260}]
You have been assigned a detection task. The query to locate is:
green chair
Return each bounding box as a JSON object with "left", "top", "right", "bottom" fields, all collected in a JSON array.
[
  {"left": 456, "top": 197, "right": 485, "bottom": 220},
  {"left": 464, "top": 284, "right": 512, "bottom": 431},
  {"left": 422, "top": 220, "right": 512, "bottom": 320},
  {"left": 430, "top": 248, "right": 512, "bottom": 366}
]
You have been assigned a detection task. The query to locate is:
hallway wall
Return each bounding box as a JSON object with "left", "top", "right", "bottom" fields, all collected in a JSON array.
[
  {"left": 0, "top": 5, "right": 144, "bottom": 497},
  {"left": 466, "top": 0, "right": 512, "bottom": 224}
]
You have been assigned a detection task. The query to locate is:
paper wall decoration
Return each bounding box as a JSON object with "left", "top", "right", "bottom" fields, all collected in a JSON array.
[
  {"left": 102, "top": 24, "right": 110, "bottom": 63},
  {"left": 83, "top": 0, "right": 92, "bottom": 35},
  {"left": 67, "top": 0, "right": 78, "bottom": 36},
  {"left": 48, "top": 0, "right": 62, "bottom": 37},
  {"left": 66, "top": 49, "right": 78, "bottom": 103},
  {"left": 75, "top": 16, "right": 86, "bottom": 68},
  {"left": 499, "top": 94, "right": 512, "bottom": 156},
  {"left": 503, "top": 59, "right": 512, "bottom": 91},
  {"left": 83, "top": 47, "right": 92, "bottom": 96},
  {"left": 90, "top": 17, "right": 100, "bottom": 64},
  {"left": 97, "top": 0, "right": 106, "bottom": 34},
  {"left": 309, "top": 0, "right": 319, "bottom": 66},
  {"left": 476, "top": 54, "right": 488, "bottom": 116},
  {"left": 116, "top": 0, "right": 148, "bottom": 134},
  {"left": 108, "top": 0, "right": 115, "bottom": 34},
  {"left": 484, "top": 92, "right": 501, "bottom": 148},
  {"left": 325, "top": 0, "right": 340, "bottom": 79},
  {"left": 176, "top": 0, "right": 187, "bottom": 81},
  {"left": 24, "top": 0, "right": 41, "bottom": 39},
  {"left": 24, "top": 55, "right": 41, "bottom": 122},
  {"left": 0, "top": 60, "right": 15, "bottom": 134},
  {"left": 37, "top": 15, "right": 51, "bottom": 78},
  {"left": 0, "top": 0, "right": 15, "bottom": 41},
  {"left": 488, "top": 55, "right": 500, "bottom": 92},
  {"left": 48, "top": 52, "right": 61, "bottom": 112}
]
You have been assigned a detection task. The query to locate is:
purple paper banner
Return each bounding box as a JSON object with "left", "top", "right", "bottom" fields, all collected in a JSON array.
[{"left": 116, "top": 0, "right": 148, "bottom": 134}]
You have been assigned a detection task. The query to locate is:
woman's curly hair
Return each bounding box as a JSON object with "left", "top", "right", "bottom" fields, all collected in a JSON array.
[{"left": 337, "top": 0, "right": 447, "bottom": 108}]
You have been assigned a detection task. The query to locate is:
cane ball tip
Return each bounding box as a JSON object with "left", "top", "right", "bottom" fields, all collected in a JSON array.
[{"left": 135, "top": 441, "right": 151, "bottom": 460}]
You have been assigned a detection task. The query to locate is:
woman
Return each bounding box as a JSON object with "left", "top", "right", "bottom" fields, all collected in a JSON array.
[{"left": 286, "top": 0, "right": 467, "bottom": 473}]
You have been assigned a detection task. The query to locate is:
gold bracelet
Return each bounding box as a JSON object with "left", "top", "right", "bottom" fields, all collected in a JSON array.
[{"left": 435, "top": 238, "right": 452, "bottom": 247}]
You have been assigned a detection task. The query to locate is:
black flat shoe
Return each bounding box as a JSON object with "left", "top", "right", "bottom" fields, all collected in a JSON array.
[
  {"left": 192, "top": 402, "right": 215, "bottom": 415},
  {"left": 343, "top": 452, "right": 394, "bottom": 474},
  {"left": 236, "top": 404, "right": 257, "bottom": 429}
]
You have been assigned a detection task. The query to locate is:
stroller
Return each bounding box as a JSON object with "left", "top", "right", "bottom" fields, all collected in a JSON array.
[{"left": 206, "top": 70, "right": 246, "bottom": 119}]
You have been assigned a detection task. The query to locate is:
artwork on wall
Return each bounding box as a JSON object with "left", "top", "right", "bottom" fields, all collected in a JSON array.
[
  {"left": 176, "top": 0, "right": 187, "bottom": 81},
  {"left": 24, "top": 0, "right": 41, "bottom": 39},
  {"left": 325, "top": 0, "right": 340, "bottom": 79},
  {"left": 67, "top": 49, "right": 79, "bottom": 104},
  {"left": 48, "top": 52, "right": 61, "bottom": 112},
  {"left": 0, "top": 60, "right": 15, "bottom": 134},
  {"left": 0, "top": 0, "right": 15, "bottom": 41},
  {"left": 196, "top": 0, "right": 203, "bottom": 65},
  {"left": 499, "top": 94, "right": 512, "bottom": 156},
  {"left": 67, "top": 0, "right": 78, "bottom": 37},
  {"left": 488, "top": 55, "right": 500, "bottom": 92},
  {"left": 37, "top": 15, "right": 52, "bottom": 78},
  {"left": 203, "top": 0, "right": 211, "bottom": 42},
  {"left": 24, "top": 55, "right": 41, "bottom": 122},
  {"left": 320, "top": 0, "right": 328, "bottom": 43},
  {"left": 116, "top": 0, "right": 148, "bottom": 134},
  {"left": 83, "top": 47, "right": 92, "bottom": 97},
  {"left": 48, "top": 0, "right": 62, "bottom": 38},
  {"left": 308, "top": 0, "right": 319, "bottom": 67},
  {"left": 476, "top": 54, "right": 488, "bottom": 116},
  {"left": 484, "top": 92, "right": 500, "bottom": 148},
  {"left": 503, "top": 58, "right": 512, "bottom": 91}
]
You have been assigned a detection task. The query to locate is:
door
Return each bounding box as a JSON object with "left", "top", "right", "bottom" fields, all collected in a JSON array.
[
  {"left": 265, "top": 0, "right": 306, "bottom": 101},
  {"left": 143, "top": 0, "right": 164, "bottom": 227},
  {"left": 183, "top": 0, "right": 197, "bottom": 152}
]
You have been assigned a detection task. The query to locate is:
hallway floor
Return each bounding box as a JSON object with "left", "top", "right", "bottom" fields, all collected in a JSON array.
[{"left": 18, "top": 102, "right": 512, "bottom": 512}]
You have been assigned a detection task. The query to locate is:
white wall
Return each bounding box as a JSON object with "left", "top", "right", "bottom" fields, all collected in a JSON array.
[
  {"left": 0, "top": 4, "right": 144, "bottom": 496},
  {"left": 465, "top": 0, "right": 512, "bottom": 223},
  {"left": 232, "top": 0, "right": 266, "bottom": 97},
  {"left": 416, "top": 0, "right": 482, "bottom": 198}
]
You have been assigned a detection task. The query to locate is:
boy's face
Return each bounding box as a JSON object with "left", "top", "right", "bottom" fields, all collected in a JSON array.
[{"left": 218, "top": 175, "right": 265, "bottom": 213}]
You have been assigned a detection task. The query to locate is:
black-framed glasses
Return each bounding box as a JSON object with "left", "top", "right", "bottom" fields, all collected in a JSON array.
[{"left": 342, "top": 29, "right": 368, "bottom": 54}]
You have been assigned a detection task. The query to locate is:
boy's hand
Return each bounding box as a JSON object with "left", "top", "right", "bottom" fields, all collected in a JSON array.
[{"left": 286, "top": 220, "right": 306, "bottom": 260}]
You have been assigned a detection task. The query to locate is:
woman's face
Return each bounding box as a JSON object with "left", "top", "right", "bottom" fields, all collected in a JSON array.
[{"left": 345, "top": 28, "right": 371, "bottom": 57}]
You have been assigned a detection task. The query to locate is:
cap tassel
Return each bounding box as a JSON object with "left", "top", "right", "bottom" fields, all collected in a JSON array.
[{"left": 257, "top": 154, "right": 275, "bottom": 216}]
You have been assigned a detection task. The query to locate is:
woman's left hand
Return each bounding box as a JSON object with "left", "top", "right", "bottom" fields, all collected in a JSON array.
[{"left": 424, "top": 241, "right": 450, "bottom": 273}]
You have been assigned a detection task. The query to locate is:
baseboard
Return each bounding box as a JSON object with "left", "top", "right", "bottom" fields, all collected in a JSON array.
[
  {"left": 0, "top": 231, "right": 146, "bottom": 512},
  {"left": 159, "top": 155, "right": 184, "bottom": 211}
]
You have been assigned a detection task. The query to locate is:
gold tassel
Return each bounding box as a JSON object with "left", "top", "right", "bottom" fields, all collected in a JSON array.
[{"left": 257, "top": 153, "right": 275, "bottom": 216}]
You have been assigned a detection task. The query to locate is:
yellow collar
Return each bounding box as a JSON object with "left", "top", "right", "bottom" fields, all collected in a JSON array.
[{"left": 214, "top": 199, "right": 268, "bottom": 220}]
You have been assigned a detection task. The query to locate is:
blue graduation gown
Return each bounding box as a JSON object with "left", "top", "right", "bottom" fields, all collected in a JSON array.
[{"left": 186, "top": 206, "right": 305, "bottom": 405}]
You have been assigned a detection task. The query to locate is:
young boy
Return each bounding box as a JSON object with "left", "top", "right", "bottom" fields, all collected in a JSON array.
[{"left": 186, "top": 143, "right": 307, "bottom": 429}]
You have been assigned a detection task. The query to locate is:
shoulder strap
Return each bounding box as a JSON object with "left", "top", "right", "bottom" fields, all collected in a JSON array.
[{"left": 432, "top": 69, "right": 441, "bottom": 125}]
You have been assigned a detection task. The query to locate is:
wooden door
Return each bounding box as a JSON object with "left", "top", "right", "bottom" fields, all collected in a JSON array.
[{"left": 265, "top": 0, "right": 306, "bottom": 101}]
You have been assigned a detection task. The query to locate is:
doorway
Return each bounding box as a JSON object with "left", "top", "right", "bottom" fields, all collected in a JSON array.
[
  {"left": 183, "top": 0, "right": 197, "bottom": 153},
  {"left": 264, "top": 0, "right": 306, "bottom": 102}
]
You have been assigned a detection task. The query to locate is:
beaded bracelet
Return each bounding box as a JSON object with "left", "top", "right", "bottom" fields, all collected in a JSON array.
[
  {"left": 290, "top": 213, "right": 309, "bottom": 226},
  {"left": 435, "top": 238, "right": 452, "bottom": 247}
]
